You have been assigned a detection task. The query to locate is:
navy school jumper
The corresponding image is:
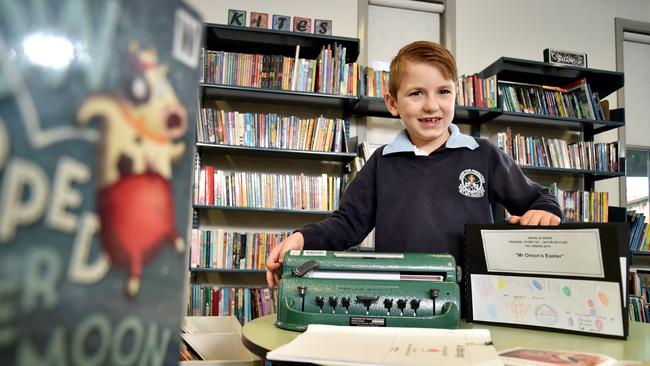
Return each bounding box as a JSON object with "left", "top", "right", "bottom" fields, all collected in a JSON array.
[{"left": 298, "top": 124, "right": 563, "bottom": 266}]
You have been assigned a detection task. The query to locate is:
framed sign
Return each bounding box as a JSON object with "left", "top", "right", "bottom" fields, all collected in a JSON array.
[{"left": 465, "top": 223, "right": 629, "bottom": 339}]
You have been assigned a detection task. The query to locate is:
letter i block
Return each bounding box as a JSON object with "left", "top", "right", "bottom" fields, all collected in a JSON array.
[
  {"left": 228, "top": 9, "right": 246, "bottom": 27},
  {"left": 250, "top": 12, "right": 269, "bottom": 28},
  {"left": 314, "top": 19, "right": 332, "bottom": 35},
  {"left": 273, "top": 15, "right": 291, "bottom": 31},
  {"left": 293, "top": 17, "right": 312, "bottom": 33}
]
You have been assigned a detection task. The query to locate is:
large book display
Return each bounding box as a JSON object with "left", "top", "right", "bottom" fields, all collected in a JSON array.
[{"left": 0, "top": 1, "right": 202, "bottom": 365}]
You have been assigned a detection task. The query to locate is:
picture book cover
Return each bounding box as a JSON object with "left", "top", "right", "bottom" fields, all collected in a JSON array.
[{"left": 0, "top": 1, "right": 203, "bottom": 365}]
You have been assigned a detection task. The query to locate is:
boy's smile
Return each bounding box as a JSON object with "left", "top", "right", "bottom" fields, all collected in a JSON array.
[{"left": 384, "top": 61, "right": 456, "bottom": 153}]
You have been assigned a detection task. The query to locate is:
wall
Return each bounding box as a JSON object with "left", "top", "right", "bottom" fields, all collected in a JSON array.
[
  {"left": 454, "top": 0, "right": 650, "bottom": 206},
  {"left": 184, "top": 0, "right": 358, "bottom": 37}
]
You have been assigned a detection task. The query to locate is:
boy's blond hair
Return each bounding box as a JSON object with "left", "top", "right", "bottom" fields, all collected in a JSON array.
[{"left": 388, "top": 40, "right": 458, "bottom": 99}]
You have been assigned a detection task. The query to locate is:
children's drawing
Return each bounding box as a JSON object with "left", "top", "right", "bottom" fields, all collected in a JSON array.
[{"left": 471, "top": 274, "right": 623, "bottom": 336}]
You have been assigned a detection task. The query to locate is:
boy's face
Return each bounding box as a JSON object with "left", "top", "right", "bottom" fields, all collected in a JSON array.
[{"left": 384, "top": 61, "right": 456, "bottom": 153}]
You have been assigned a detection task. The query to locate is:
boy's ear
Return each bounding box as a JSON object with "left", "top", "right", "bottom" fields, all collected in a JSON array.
[{"left": 384, "top": 93, "right": 400, "bottom": 117}]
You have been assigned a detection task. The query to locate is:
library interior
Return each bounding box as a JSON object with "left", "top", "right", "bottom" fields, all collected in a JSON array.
[{"left": 1, "top": 0, "right": 650, "bottom": 365}]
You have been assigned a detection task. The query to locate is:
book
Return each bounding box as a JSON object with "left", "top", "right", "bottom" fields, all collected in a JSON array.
[{"left": 0, "top": 1, "right": 202, "bottom": 364}]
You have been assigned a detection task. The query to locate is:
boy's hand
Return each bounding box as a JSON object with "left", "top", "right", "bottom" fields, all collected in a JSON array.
[
  {"left": 508, "top": 209, "right": 561, "bottom": 226},
  {"left": 266, "top": 232, "right": 304, "bottom": 288}
]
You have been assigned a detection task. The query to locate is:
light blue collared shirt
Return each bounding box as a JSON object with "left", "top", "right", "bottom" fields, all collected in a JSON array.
[{"left": 382, "top": 123, "right": 479, "bottom": 155}]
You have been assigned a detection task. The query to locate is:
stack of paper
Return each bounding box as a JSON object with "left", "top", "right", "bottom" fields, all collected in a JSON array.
[{"left": 266, "top": 324, "right": 503, "bottom": 366}]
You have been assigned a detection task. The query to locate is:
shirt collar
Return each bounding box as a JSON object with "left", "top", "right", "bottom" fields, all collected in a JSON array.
[{"left": 382, "top": 123, "right": 479, "bottom": 155}]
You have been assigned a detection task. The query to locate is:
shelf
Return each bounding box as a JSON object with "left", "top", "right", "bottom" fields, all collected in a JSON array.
[
  {"left": 348, "top": 96, "right": 622, "bottom": 134},
  {"left": 193, "top": 205, "right": 333, "bottom": 215},
  {"left": 201, "top": 83, "right": 356, "bottom": 108},
  {"left": 492, "top": 111, "right": 624, "bottom": 133},
  {"left": 630, "top": 253, "right": 650, "bottom": 268},
  {"left": 204, "top": 23, "right": 359, "bottom": 63},
  {"left": 190, "top": 271, "right": 269, "bottom": 287},
  {"left": 190, "top": 268, "right": 265, "bottom": 274},
  {"left": 196, "top": 143, "right": 356, "bottom": 162},
  {"left": 479, "top": 57, "right": 624, "bottom": 98},
  {"left": 348, "top": 96, "right": 502, "bottom": 124},
  {"left": 519, "top": 165, "right": 624, "bottom": 181}
]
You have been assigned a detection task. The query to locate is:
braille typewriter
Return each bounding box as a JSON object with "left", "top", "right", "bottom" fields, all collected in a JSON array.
[{"left": 275, "top": 250, "right": 460, "bottom": 331}]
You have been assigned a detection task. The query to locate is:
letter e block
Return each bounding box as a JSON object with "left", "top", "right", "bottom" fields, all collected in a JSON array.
[
  {"left": 250, "top": 12, "right": 268, "bottom": 28},
  {"left": 293, "top": 17, "right": 312, "bottom": 33},
  {"left": 273, "top": 15, "right": 291, "bottom": 31},
  {"left": 228, "top": 9, "right": 246, "bottom": 27},
  {"left": 314, "top": 19, "right": 332, "bottom": 35}
]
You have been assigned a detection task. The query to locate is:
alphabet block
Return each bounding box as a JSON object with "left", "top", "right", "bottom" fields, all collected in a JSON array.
[
  {"left": 314, "top": 19, "right": 332, "bottom": 35},
  {"left": 293, "top": 17, "right": 312, "bottom": 33},
  {"left": 272, "top": 15, "right": 291, "bottom": 31},
  {"left": 228, "top": 9, "right": 246, "bottom": 27},
  {"left": 250, "top": 12, "right": 268, "bottom": 28}
]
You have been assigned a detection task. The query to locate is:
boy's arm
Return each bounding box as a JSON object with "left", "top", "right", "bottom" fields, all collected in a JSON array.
[
  {"left": 487, "top": 142, "right": 563, "bottom": 222},
  {"left": 296, "top": 149, "right": 379, "bottom": 251}
]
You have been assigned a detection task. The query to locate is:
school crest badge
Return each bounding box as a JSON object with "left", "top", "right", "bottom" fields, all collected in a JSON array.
[{"left": 458, "top": 169, "right": 485, "bottom": 198}]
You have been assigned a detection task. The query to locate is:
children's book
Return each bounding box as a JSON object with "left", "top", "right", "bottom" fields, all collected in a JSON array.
[{"left": 0, "top": 1, "right": 203, "bottom": 364}]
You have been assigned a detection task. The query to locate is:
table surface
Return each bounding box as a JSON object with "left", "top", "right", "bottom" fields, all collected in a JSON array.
[{"left": 242, "top": 315, "right": 650, "bottom": 363}]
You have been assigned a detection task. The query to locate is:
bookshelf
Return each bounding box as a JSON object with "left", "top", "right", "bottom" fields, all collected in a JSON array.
[
  {"left": 350, "top": 58, "right": 625, "bottom": 218},
  {"left": 189, "top": 23, "right": 362, "bottom": 323}
]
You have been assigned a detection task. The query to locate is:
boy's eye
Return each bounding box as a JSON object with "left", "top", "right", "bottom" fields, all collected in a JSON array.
[
  {"left": 409, "top": 90, "right": 421, "bottom": 96},
  {"left": 440, "top": 89, "right": 451, "bottom": 94}
]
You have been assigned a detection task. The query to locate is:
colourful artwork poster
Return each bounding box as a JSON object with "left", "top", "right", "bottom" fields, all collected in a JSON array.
[
  {"left": 470, "top": 274, "right": 623, "bottom": 337},
  {"left": 0, "top": 1, "right": 202, "bottom": 365}
]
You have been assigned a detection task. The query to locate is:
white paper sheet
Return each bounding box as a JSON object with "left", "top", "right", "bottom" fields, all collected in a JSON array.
[
  {"left": 266, "top": 324, "right": 503, "bottom": 366},
  {"left": 481, "top": 229, "right": 604, "bottom": 277}
]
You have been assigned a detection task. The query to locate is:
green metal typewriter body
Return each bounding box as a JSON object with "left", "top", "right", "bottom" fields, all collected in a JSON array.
[{"left": 276, "top": 250, "right": 460, "bottom": 331}]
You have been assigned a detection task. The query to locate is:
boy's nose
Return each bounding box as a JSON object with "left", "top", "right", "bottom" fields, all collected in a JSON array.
[{"left": 423, "top": 97, "right": 439, "bottom": 112}]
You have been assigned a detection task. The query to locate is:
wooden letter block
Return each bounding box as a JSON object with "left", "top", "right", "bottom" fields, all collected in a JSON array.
[
  {"left": 272, "top": 15, "right": 291, "bottom": 31},
  {"left": 250, "top": 12, "right": 268, "bottom": 28},
  {"left": 228, "top": 9, "right": 246, "bottom": 27},
  {"left": 293, "top": 17, "right": 312, "bottom": 33},
  {"left": 314, "top": 19, "right": 332, "bottom": 35}
]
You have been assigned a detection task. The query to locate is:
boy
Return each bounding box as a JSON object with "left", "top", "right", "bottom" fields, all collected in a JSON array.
[{"left": 266, "top": 41, "right": 562, "bottom": 287}]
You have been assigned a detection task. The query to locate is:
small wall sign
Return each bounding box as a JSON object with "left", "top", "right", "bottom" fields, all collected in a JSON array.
[{"left": 543, "top": 48, "right": 588, "bottom": 67}]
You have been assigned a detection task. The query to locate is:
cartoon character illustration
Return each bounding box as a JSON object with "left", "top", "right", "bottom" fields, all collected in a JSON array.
[{"left": 77, "top": 42, "right": 187, "bottom": 296}]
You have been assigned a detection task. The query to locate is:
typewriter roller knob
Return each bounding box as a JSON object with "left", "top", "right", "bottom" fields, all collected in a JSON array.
[
  {"left": 410, "top": 299, "right": 420, "bottom": 316},
  {"left": 397, "top": 299, "right": 407, "bottom": 316},
  {"left": 383, "top": 298, "right": 393, "bottom": 315},
  {"left": 297, "top": 286, "right": 307, "bottom": 297}
]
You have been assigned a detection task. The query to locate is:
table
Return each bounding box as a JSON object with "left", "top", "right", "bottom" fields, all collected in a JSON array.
[{"left": 242, "top": 315, "right": 650, "bottom": 363}]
